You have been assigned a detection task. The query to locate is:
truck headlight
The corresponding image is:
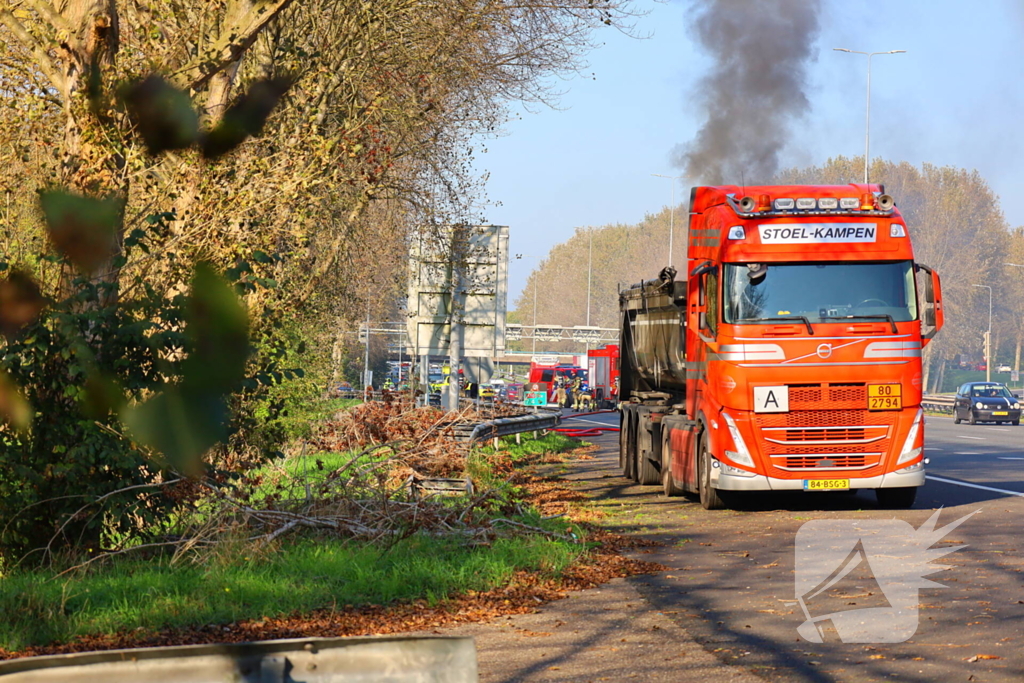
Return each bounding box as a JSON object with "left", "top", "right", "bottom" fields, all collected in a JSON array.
[
  {"left": 896, "top": 408, "right": 923, "bottom": 466},
  {"left": 721, "top": 412, "right": 755, "bottom": 469},
  {"left": 976, "top": 402, "right": 984, "bottom": 409}
]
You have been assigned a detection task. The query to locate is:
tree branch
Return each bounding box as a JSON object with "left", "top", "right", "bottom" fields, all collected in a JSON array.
[
  {"left": 173, "top": 0, "right": 298, "bottom": 91},
  {"left": 0, "top": 9, "right": 65, "bottom": 93},
  {"left": 19, "top": 0, "right": 76, "bottom": 46}
]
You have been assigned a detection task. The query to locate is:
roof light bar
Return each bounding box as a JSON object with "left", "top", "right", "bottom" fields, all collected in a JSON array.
[
  {"left": 818, "top": 197, "right": 838, "bottom": 210},
  {"left": 839, "top": 197, "right": 860, "bottom": 209},
  {"left": 773, "top": 198, "right": 795, "bottom": 210},
  {"left": 796, "top": 198, "right": 817, "bottom": 210}
]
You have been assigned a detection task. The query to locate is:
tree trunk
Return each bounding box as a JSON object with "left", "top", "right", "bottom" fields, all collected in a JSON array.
[{"left": 57, "top": 0, "right": 126, "bottom": 301}]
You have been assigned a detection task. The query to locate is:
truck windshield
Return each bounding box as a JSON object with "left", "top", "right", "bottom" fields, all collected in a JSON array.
[{"left": 723, "top": 261, "right": 918, "bottom": 325}]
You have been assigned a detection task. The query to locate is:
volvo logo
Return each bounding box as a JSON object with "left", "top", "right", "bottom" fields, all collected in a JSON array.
[{"left": 816, "top": 343, "right": 833, "bottom": 359}]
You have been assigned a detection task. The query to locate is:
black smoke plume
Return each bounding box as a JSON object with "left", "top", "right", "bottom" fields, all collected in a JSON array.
[{"left": 673, "top": 0, "right": 823, "bottom": 184}]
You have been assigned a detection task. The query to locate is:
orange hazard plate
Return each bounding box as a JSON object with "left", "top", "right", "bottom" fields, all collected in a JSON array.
[{"left": 868, "top": 384, "right": 902, "bottom": 411}]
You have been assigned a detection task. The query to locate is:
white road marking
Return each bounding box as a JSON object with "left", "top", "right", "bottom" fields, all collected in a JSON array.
[
  {"left": 997, "top": 457, "right": 1024, "bottom": 461},
  {"left": 957, "top": 436, "right": 985, "bottom": 440},
  {"left": 924, "top": 447, "right": 943, "bottom": 451},
  {"left": 953, "top": 452, "right": 981, "bottom": 455},
  {"left": 990, "top": 428, "right": 1011, "bottom": 432},
  {"left": 926, "top": 475, "right": 1024, "bottom": 497}
]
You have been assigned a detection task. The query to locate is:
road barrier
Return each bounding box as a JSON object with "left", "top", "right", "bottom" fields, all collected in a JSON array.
[
  {"left": 0, "top": 636, "right": 478, "bottom": 682},
  {"left": 921, "top": 394, "right": 955, "bottom": 414},
  {"left": 458, "top": 406, "right": 562, "bottom": 444}
]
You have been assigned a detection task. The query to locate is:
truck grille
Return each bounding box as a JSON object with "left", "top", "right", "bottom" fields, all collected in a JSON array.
[
  {"left": 788, "top": 383, "right": 867, "bottom": 410},
  {"left": 774, "top": 454, "right": 877, "bottom": 470},
  {"left": 754, "top": 384, "right": 895, "bottom": 475}
]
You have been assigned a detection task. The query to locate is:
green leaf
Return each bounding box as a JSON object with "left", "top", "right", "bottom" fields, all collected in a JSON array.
[
  {"left": 201, "top": 77, "right": 293, "bottom": 159},
  {"left": 39, "top": 190, "right": 122, "bottom": 274},
  {"left": 0, "top": 369, "right": 31, "bottom": 434},
  {"left": 122, "top": 387, "right": 228, "bottom": 476},
  {"left": 181, "top": 262, "right": 250, "bottom": 393},
  {"left": 0, "top": 270, "right": 45, "bottom": 341},
  {"left": 121, "top": 76, "right": 200, "bottom": 155}
]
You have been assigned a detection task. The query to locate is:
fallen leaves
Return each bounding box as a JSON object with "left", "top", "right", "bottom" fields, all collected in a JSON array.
[{"left": 965, "top": 654, "right": 1002, "bottom": 662}]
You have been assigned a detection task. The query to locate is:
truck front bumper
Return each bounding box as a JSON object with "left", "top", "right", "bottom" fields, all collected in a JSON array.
[{"left": 709, "top": 460, "right": 925, "bottom": 491}]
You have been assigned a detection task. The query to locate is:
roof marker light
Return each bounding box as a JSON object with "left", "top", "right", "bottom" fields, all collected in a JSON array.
[
  {"left": 818, "top": 197, "right": 838, "bottom": 210},
  {"left": 774, "top": 198, "right": 795, "bottom": 210},
  {"left": 727, "top": 225, "right": 745, "bottom": 240},
  {"left": 839, "top": 197, "right": 860, "bottom": 209},
  {"left": 890, "top": 224, "right": 907, "bottom": 238},
  {"left": 796, "top": 198, "right": 816, "bottom": 210}
]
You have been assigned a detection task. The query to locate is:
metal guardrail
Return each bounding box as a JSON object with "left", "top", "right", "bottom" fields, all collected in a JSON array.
[
  {"left": 0, "top": 636, "right": 478, "bottom": 682},
  {"left": 460, "top": 406, "right": 562, "bottom": 444},
  {"left": 921, "top": 394, "right": 955, "bottom": 414}
]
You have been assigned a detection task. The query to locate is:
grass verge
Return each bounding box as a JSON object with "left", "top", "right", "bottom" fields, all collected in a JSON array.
[{"left": 0, "top": 431, "right": 585, "bottom": 653}]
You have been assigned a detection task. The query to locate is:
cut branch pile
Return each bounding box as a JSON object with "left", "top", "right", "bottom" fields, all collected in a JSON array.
[{"left": 45, "top": 400, "right": 570, "bottom": 571}]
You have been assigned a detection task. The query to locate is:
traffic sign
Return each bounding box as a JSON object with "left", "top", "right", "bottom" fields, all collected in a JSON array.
[{"left": 524, "top": 391, "right": 546, "bottom": 406}]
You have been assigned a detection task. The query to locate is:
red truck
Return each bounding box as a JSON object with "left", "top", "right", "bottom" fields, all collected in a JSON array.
[
  {"left": 618, "top": 184, "right": 943, "bottom": 509},
  {"left": 587, "top": 345, "right": 619, "bottom": 408}
]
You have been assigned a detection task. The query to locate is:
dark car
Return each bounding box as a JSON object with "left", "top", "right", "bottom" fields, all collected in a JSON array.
[{"left": 953, "top": 382, "right": 1021, "bottom": 425}]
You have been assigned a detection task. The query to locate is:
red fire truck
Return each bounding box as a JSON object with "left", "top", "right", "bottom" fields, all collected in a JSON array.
[
  {"left": 618, "top": 185, "right": 943, "bottom": 509},
  {"left": 587, "top": 345, "right": 619, "bottom": 408}
]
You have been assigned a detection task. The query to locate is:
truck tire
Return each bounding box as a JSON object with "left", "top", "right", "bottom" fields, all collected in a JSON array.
[
  {"left": 698, "top": 431, "right": 727, "bottom": 510},
  {"left": 619, "top": 411, "right": 632, "bottom": 479},
  {"left": 662, "top": 427, "right": 684, "bottom": 497},
  {"left": 875, "top": 486, "right": 917, "bottom": 509},
  {"left": 637, "top": 423, "right": 661, "bottom": 486},
  {"left": 621, "top": 412, "right": 637, "bottom": 481}
]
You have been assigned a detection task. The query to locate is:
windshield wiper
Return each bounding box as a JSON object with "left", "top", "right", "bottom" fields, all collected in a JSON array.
[
  {"left": 820, "top": 314, "right": 897, "bottom": 334},
  {"left": 737, "top": 316, "right": 813, "bottom": 335}
]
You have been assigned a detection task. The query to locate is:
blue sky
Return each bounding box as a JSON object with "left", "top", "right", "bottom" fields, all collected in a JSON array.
[{"left": 480, "top": 0, "right": 1024, "bottom": 301}]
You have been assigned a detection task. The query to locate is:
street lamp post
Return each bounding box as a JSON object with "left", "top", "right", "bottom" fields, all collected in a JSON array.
[
  {"left": 973, "top": 284, "right": 993, "bottom": 383},
  {"left": 652, "top": 174, "right": 684, "bottom": 267},
  {"left": 586, "top": 229, "right": 593, "bottom": 327},
  {"left": 833, "top": 48, "right": 906, "bottom": 184},
  {"left": 516, "top": 253, "right": 541, "bottom": 355}
]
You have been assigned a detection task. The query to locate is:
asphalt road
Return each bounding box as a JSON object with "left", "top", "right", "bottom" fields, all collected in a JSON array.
[{"left": 559, "top": 411, "right": 1024, "bottom": 682}]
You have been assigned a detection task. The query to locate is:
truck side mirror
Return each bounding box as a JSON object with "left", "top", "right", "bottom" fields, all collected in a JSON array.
[{"left": 916, "top": 263, "right": 943, "bottom": 342}]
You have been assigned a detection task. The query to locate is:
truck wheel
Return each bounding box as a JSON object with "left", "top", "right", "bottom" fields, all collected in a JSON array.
[
  {"left": 621, "top": 412, "right": 637, "bottom": 481},
  {"left": 619, "top": 412, "right": 631, "bottom": 478},
  {"left": 698, "top": 432, "right": 727, "bottom": 510},
  {"left": 637, "top": 424, "right": 661, "bottom": 486},
  {"left": 662, "top": 428, "right": 684, "bottom": 497},
  {"left": 875, "top": 487, "right": 917, "bottom": 509}
]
